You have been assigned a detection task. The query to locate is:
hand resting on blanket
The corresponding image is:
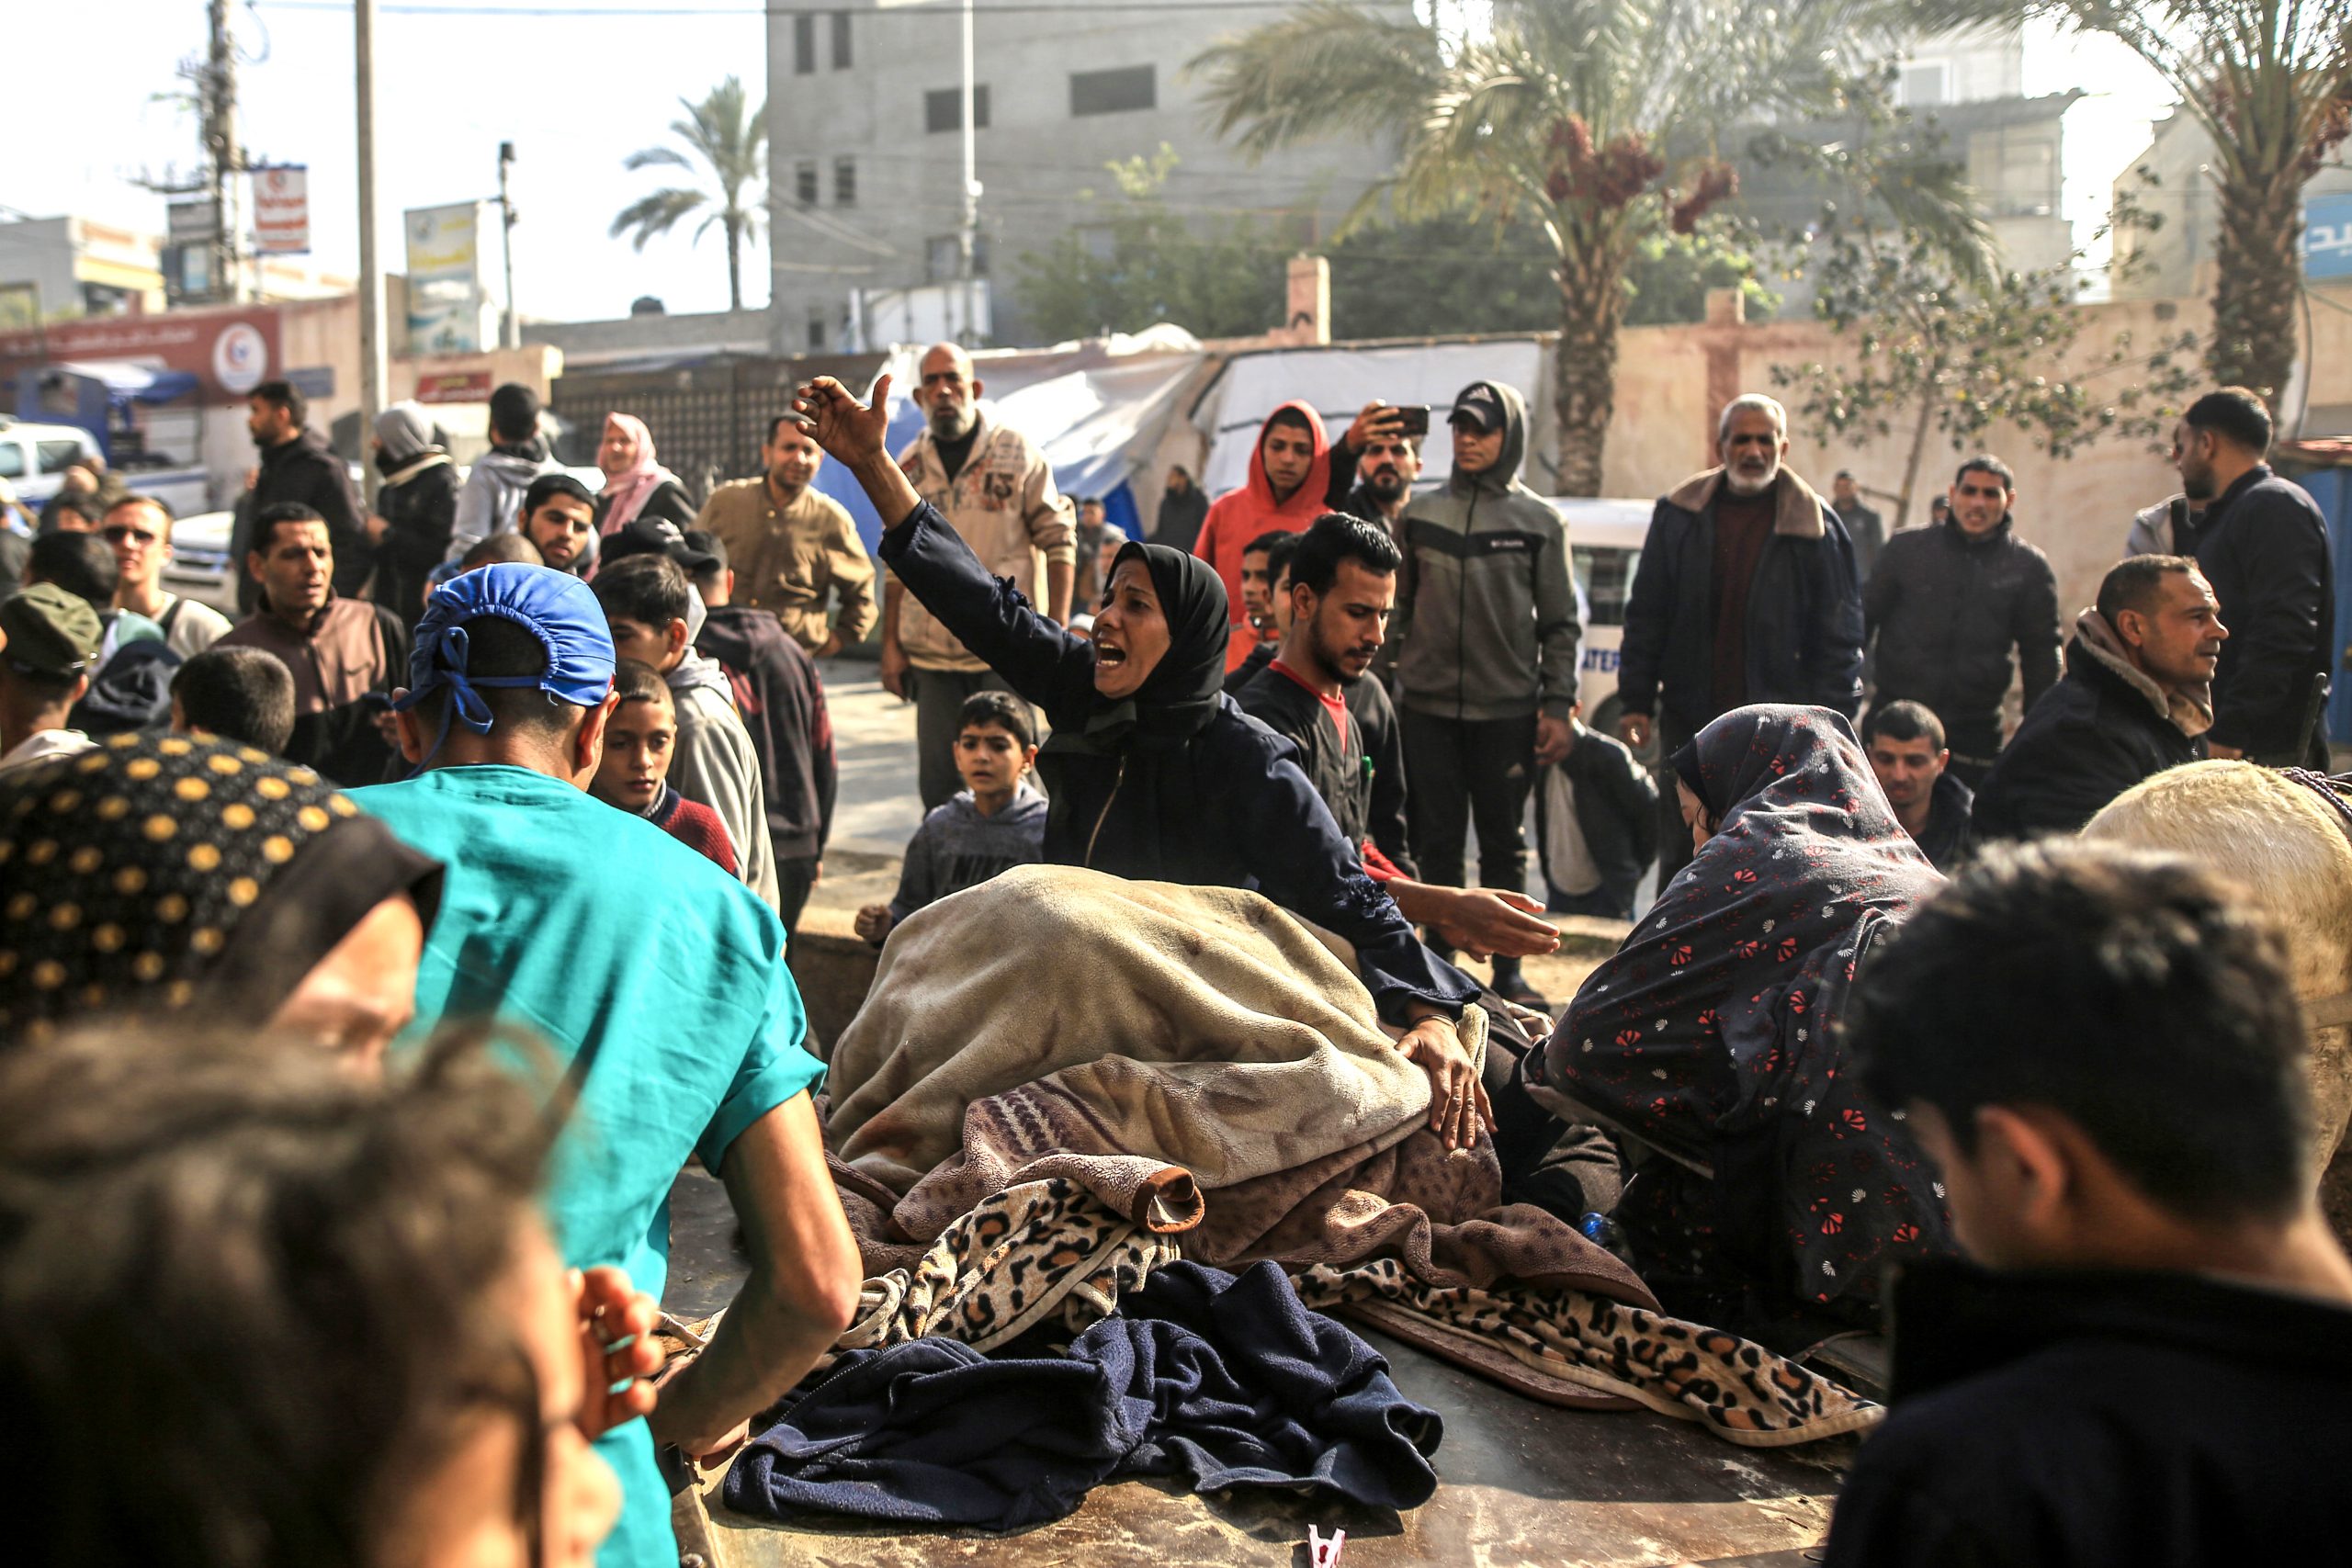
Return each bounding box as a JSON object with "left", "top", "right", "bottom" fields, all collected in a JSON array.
[{"left": 1397, "top": 1010, "right": 1492, "bottom": 1150}]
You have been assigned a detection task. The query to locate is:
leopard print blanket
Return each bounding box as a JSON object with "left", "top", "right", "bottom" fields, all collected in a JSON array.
[{"left": 819, "top": 1177, "right": 1877, "bottom": 1448}]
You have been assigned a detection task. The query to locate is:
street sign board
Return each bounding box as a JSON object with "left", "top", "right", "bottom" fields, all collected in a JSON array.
[{"left": 252, "top": 165, "right": 311, "bottom": 255}]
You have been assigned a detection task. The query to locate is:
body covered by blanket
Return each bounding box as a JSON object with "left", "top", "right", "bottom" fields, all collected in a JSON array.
[
  {"left": 726, "top": 1261, "right": 1442, "bottom": 1533},
  {"left": 827, "top": 865, "right": 1643, "bottom": 1292}
]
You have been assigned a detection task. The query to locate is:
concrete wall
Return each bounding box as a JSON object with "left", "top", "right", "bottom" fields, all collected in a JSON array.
[{"left": 765, "top": 0, "right": 1395, "bottom": 351}]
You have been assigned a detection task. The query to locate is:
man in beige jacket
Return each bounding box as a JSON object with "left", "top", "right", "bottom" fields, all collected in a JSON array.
[
  {"left": 886, "top": 342, "right": 1076, "bottom": 808},
  {"left": 697, "top": 416, "right": 877, "bottom": 656}
]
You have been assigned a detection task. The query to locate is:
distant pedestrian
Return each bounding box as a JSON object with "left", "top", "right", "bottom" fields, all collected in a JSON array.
[
  {"left": 1614, "top": 392, "right": 1863, "bottom": 883},
  {"left": 1864, "top": 456, "right": 2060, "bottom": 789},
  {"left": 449, "top": 382, "right": 560, "bottom": 558},
  {"left": 1928, "top": 494, "right": 1951, "bottom": 527},
  {"left": 594, "top": 412, "right": 695, "bottom": 536},
  {"left": 1389, "top": 379, "right": 1579, "bottom": 1006},
  {"left": 696, "top": 415, "right": 876, "bottom": 655},
  {"left": 1861, "top": 699, "right": 1973, "bottom": 872},
  {"left": 237, "top": 378, "right": 367, "bottom": 605},
  {"left": 1154, "top": 465, "right": 1209, "bottom": 553},
  {"left": 217, "top": 503, "right": 409, "bottom": 785},
  {"left": 886, "top": 342, "right": 1073, "bottom": 811},
  {"left": 520, "top": 472, "right": 601, "bottom": 577},
  {"left": 1535, "top": 707, "right": 1657, "bottom": 920},
  {"left": 2173, "top": 387, "right": 2335, "bottom": 766},
  {"left": 1072, "top": 496, "right": 1113, "bottom": 609},
  {"left": 1972, "top": 556, "right": 2220, "bottom": 841},
  {"left": 363, "top": 400, "right": 459, "bottom": 626},
  {"left": 1829, "top": 469, "right": 1885, "bottom": 581}
]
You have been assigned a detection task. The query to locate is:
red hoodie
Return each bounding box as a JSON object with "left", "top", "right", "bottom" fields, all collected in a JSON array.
[{"left": 1193, "top": 400, "right": 1333, "bottom": 671}]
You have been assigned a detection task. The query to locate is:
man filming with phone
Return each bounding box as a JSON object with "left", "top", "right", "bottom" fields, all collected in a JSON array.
[{"left": 1341, "top": 405, "right": 1427, "bottom": 535}]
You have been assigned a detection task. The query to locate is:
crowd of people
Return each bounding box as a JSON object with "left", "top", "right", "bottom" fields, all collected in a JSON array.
[{"left": 3, "top": 342, "right": 2348, "bottom": 1567}]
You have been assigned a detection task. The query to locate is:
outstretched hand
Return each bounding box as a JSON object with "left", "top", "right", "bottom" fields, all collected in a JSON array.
[
  {"left": 791, "top": 374, "right": 895, "bottom": 469},
  {"left": 1431, "top": 886, "right": 1561, "bottom": 961}
]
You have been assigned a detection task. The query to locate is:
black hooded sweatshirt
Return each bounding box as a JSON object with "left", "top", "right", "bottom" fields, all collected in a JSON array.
[
  {"left": 694, "top": 604, "right": 837, "bottom": 864},
  {"left": 879, "top": 500, "right": 1476, "bottom": 1024}
]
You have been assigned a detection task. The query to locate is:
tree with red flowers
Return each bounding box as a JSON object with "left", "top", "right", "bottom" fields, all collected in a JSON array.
[{"left": 1194, "top": 0, "right": 1980, "bottom": 494}]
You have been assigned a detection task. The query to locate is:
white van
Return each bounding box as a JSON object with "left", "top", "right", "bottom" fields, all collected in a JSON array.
[
  {"left": 0, "top": 419, "right": 101, "bottom": 504},
  {"left": 1555, "top": 498, "right": 1655, "bottom": 758}
]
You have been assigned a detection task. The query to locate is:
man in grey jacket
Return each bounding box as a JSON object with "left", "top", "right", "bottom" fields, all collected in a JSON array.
[
  {"left": 449, "top": 383, "right": 562, "bottom": 560},
  {"left": 1389, "top": 379, "right": 1580, "bottom": 1004}
]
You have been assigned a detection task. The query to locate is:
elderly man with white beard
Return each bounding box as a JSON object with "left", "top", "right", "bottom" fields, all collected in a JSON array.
[{"left": 1613, "top": 392, "right": 1865, "bottom": 883}]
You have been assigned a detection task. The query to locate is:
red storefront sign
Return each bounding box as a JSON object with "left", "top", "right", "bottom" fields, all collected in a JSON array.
[
  {"left": 413, "top": 368, "right": 493, "bottom": 405},
  {"left": 0, "top": 307, "right": 283, "bottom": 401}
]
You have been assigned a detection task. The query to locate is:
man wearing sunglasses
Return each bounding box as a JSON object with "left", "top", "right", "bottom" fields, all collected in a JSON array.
[{"left": 101, "top": 495, "right": 231, "bottom": 660}]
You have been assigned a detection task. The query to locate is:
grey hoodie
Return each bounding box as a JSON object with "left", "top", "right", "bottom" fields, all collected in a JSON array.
[
  {"left": 1389, "top": 380, "right": 1583, "bottom": 721},
  {"left": 448, "top": 445, "right": 562, "bottom": 560}
]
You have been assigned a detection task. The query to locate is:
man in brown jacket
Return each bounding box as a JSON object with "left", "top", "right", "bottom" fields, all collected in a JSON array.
[
  {"left": 885, "top": 342, "right": 1076, "bottom": 809},
  {"left": 696, "top": 416, "right": 876, "bottom": 657}
]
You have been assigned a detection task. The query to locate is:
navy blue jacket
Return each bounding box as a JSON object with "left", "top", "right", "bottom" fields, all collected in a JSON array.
[
  {"left": 879, "top": 501, "right": 1477, "bottom": 1024},
  {"left": 2192, "top": 463, "right": 2334, "bottom": 759},
  {"left": 1970, "top": 626, "right": 2204, "bottom": 841},
  {"left": 1616, "top": 468, "right": 1864, "bottom": 736}
]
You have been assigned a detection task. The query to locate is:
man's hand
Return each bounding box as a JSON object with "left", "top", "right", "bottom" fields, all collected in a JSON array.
[
  {"left": 1618, "top": 712, "right": 1652, "bottom": 750},
  {"left": 572, "top": 1266, "right": 662, "bottom": 1440},
  {"left": 362, "top": 513, "right": 391, "bottom": 545},
  {"left": 2206, "top": 741, "right": 2245, "bottom": 761},
  {"left": 854, "top": 903, "right": 895, "bottom": 944},
  {"left": 1498, "top": 997, "right": 1555, "bottom": 1045},
  {"left": 877, "top": 639, "right": 910, "bottom": 701},
  {"left": 1534, "top": 714, "right": 1573, "bottom": 767},
  {"left": 791, "top": 375, "right": 895, "bottom": 468},
  {"left": 649, "top": 1359, "right": 751, "bottom": 1462},
  {"left": 811, "top": 861, "right": 824, "bottom": 884},
  {"left": 1430, "top": 886, "right": 1560, "bottom": 961},
  {"left": 1396, "top": 1014, "right": 1493, "bottom": 1152},
  {"left": 817, "top": 631, "right": 845, "bottom": 659},
  {"left": 1340, "top": 400, "right": 1407, "bottom": 455}
]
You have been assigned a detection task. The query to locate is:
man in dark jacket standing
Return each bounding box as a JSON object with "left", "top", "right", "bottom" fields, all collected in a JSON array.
[
  {"left": 1615, "top": 392, "right": 1864, "bottom": 879},
  {"left": 1536, "top": 710, "right": 1657, "bottom": 919},
  {"left": 363, "top": 401, "right": 459, "bottom": 626},
  {"left": 238, "top": 379, "right": 366, "bottom": 607},
  {"left": 1865, "top": 455, "right": 2061, "bottom": 788},
  {"left": 1972, "top": 556, "right": 2220, "bottom": 841},
  {"left": 1152, "top": 466, "right": 1210, "bottom": 553},
  {"left": 2174, "top": 387, "right": 2335, "bottom": 766},
  {"left": 1390, "top": 379, "right": 1580, "bottom": 1005},
  {"left": 1830, "top": 470, "right": 1885, "bottom": 582}
]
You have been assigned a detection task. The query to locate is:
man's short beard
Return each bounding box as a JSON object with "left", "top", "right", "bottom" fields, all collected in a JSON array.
[
  {"left": 930, "top": 402, "right": 977, "bottom": 439},
  {"left": 1724, "top": 460, "right": 1781, "bottom": 497},
  {"left": 1369, "top": 469, "right": 1406, "bottom": 499},
  {"left": 2180, "top": 471, "right": 2215, "bottom": 502}
]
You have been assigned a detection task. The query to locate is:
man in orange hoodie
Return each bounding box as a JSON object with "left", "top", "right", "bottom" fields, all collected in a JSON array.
[{"left": 1195, "top": 400, "right": 1408, "bottom": 671}]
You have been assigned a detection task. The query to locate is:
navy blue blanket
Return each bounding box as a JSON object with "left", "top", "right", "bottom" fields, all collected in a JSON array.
[{"left": 723, "top": 1261, "right": 1443, "bottom": 1531}]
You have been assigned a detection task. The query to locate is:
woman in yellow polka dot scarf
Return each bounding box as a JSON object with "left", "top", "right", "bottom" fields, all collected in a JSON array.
[{"left": 0, "top": 731, "right": 442, "bottom": 1048}]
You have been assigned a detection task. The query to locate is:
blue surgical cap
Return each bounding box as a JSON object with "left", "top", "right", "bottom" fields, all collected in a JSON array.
[{"left": 391, "top": 563, "right": 616, "bottom": 735}]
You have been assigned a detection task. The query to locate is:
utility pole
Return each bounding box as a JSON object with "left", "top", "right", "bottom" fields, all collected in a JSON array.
[
  {"left": 356, "top": 0, "right": 387, "bottom": 508},
  {"left": 498, "top": 141, "right": 520, "bottom": 350},
  {"left": 957, "top": 0, "right": 981, "bottom": 346},
  {"left": 204, "top": 0, "right": 245, "bottom": 301}
]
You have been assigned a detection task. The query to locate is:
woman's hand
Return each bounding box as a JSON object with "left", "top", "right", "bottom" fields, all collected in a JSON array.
[
  {"left": 571, "top": 1267, "right": 662, "bottom": 1439},
  {"left": 791, "top": 375, "right": 896, "bottom": 468},
  {"left": 1430, "top": 886, "right": 1561, "bottom": 960},
  {"left": 1396, "top": 1014, "right": 1493, "bottom": 1152}
]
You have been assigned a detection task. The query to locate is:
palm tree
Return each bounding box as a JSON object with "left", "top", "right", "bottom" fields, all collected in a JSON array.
[
  {"left": 1928, "top": 2, "right": 2352, "bottom": 404},
  {"left": 1194, "top": 0, "right": 1980, "bottom": 493},
  {"left": 611, "top": 75, "right": 768, "bottom": 312}
]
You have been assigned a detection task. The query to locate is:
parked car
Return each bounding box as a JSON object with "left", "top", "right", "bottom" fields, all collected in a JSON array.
[
  {"left": 1554, "top": 498, "right": 1653, "bottom": 761},
  {"left": 162, "top": 511, "right": 242, "bottom": 617},
  {"left": 0, "top": 419, "right": 101, "bottom": 506}
]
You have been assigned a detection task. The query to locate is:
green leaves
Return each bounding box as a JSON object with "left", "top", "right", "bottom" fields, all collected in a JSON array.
[{"left": 612, "top": 73, "right": 768, "bottom": 310}]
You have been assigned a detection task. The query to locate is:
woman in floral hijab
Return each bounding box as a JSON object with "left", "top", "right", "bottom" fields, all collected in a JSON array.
[{"left": 1536, "top": 705, "right": 1951, "bottom": 1325}]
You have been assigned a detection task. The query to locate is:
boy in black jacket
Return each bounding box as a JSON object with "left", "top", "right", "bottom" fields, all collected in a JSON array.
[
  {"left": 1828, "top": 842, "right": 2352, "bottom": 1568},
  {"left": 686, "top": 531, "right": 837, "bottom": 932}
]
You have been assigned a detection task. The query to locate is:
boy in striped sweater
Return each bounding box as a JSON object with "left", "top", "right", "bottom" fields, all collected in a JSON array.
[{"left": 591, "top": 659, "right": 739, "bottom": 874}]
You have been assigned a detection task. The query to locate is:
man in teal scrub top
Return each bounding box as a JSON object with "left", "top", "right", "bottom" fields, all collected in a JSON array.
[{"left": 354, "top": 563, "right": 860, "bottom": 1568}]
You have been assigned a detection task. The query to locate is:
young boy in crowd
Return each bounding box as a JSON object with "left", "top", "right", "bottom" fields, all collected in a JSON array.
[
  {"left": 854, "top": 691, "right": 1046, "bottom": 946},
  {"left": 1827, "top": 841, "right": 2352, "bottom": 1565},
  {"left": 593, "top": 552, "right": 781, "bottom": 910},
  {"left": 169, "top": 645, "right": 297, "bottom": 756},
  {"left": 592, "top": 659, "right": 740, "bottom": 875}
]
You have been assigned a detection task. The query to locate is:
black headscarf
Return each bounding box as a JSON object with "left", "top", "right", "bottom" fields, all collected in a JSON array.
[
  {"left": 1081, "top": 540, "right": 1229, "bottom": 749},
  {"left": 0, "top": 733, "right": 443, "bottom": 1044}
]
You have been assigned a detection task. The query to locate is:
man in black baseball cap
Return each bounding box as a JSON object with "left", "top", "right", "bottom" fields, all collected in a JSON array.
[{"left": 0, "top": 582, "right": 104, "bottom": 775}]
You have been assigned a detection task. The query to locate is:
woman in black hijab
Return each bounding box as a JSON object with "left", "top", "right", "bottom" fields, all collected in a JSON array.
[
  {"left": 0, "top": 731, "right": 443, "bottom": 1061},
  {"left": 794, "top": 375, "right": 1488, "bottom": 1145}
]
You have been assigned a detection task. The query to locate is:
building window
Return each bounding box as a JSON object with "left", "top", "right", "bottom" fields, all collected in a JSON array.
[
  {"left": 924, "top": 85, "right": 992, "bottom": 135},
  {"left": 795, "top": 159, "right": 819, "bottom": 208},
  {"left": 831, "top": 9, "right": 852, "bottom": 69},
  {"left": 807, "top": 309, "right": 830, "bottom": 352},
  {"left": 833, "top": 156, "right": 857, "bottom": 208},
  {"left": 794, "top": 13, "right": 816, "bottom": 74},
  {"left": 926, "top": 233, "right": 992, "bottom": 282},
  {"left": 1895, "top": 62, "right": 1948, "bottom": 107},
  {"left": 1070, "top": 64, "right": 1155, "bottom": 118}
]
